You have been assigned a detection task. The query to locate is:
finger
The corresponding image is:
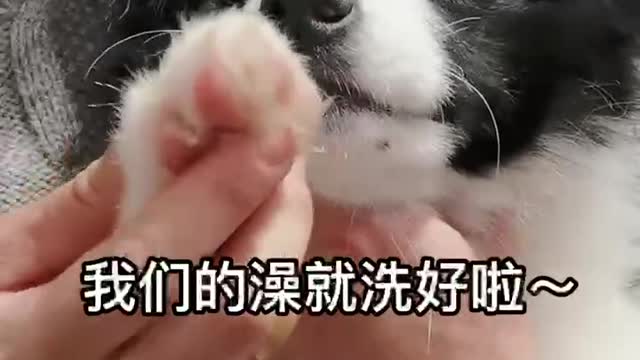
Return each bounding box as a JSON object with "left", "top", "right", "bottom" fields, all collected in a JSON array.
[
  {"left": 411, "top": 215, "right": 475, "bottom": 261},
  {"left": 0, "top": 149, "right": 122, "bottom": 290},
  {"left": 220, "top": 159, "right": 313, "bottom": 359},
  {"left": 10, "top": 132, "right": 297, "bottom": 360},
  {"left": 370, "top": 206, "right": 472, "bottom": 265},
  {"left": 118, "top": 159, "right": 313, "bottom": 360}
]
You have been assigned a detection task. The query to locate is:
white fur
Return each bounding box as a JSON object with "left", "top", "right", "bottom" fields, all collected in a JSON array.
[
  {"left": 113, "top": 3, "right": 640, "bottom": 359},
  {"left": 113, "top": 9, "right": 324, "bottom": 224},
  {"left": 347, "top": 0, "right": 452, "bottom": 114},
  {"left": 481, "top": 132, "right": 640, "bottom": 359},
  {"left": 307, "top": 0, "right": 460, "bottom": 206}
]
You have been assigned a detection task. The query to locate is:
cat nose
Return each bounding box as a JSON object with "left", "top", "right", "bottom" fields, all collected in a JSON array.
[
  {"left": 260, "top": 0, "right": 356, "bottom": 37},
  {"left": 310, "top": 0, "right": 354, "bottom": 24}
]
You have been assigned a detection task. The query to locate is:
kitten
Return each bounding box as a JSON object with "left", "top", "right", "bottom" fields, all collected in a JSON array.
[{"left": 106, "top": 1, "right": 640, "bottom": 359}]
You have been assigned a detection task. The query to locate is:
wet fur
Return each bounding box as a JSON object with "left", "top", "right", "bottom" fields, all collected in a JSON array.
[{"left": 94, "top": 0, "right": 640, "bottom": 358}]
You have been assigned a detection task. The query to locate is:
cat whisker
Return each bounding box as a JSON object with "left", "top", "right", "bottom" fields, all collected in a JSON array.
[
  {"left": 84, "top": 29, "right": 183, "bottom": 79},
  {"left": 88, "top": 102, "right": 119, "bottom": 109},
  {"left": 93, "top": 81, "right": 122, "bottom": 93},
  {"left": 448, "top": 70, "right": 501, "bottom": 175},
  {"left": 440, "top": 16, "right": 481, "bottom": 39}
]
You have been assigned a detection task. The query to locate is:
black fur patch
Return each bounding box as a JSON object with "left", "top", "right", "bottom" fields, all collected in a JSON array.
[
  {"left": 439, "top": 0, "right": 640, "bottom": 174},
  {"left": 98, "top": 0, "right": 640, "bottom": 176}
]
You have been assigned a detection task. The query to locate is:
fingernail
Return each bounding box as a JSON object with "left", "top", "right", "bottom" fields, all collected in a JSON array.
[
  {"left": 85, "top": 148, "right": 122, "bottom": 201},
  {"left": 102, "top": 145, "right": 118, "bottom": 163},
  {"left": 260, "top": 129, "right": 297, "bottom": 166},
  {"left": 255, "top": 314, "right": 300, "bottom": 360}
]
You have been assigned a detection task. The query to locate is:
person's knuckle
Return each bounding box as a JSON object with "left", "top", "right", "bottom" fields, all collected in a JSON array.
[
  {"left": 222, "top": 178, "right": 267, "bottom": 211},
  {"left": 109, "top": 226, "right": 159, "bottom": 268},
  {"left": 69, "top": 167, "right": 100, "bottom": 209},
  {"left": 217, "top": 165, "right": 279, "bottom": 211}
]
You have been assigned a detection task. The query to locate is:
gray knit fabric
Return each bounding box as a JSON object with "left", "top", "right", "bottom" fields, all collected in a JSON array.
[{"left": 0, "top": 0, "right": 119, "bottom": 212}]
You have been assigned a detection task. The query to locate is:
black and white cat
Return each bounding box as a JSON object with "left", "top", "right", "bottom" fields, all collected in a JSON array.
[{"left": 101, "top": 0, "right": 640, "bottom": 358}]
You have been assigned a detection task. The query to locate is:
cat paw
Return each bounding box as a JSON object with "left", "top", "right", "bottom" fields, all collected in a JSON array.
[{"left": 112, "top": 9, "right": 324, "bottom": 224}]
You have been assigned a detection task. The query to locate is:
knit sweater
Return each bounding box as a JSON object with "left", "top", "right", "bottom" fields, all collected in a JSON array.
[{"left": 0, "top": 0, "right": 127, "bottom": 212}]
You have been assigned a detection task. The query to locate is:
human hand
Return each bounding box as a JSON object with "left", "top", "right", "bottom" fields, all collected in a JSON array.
[
  {"left": 269, "top": 201, "right": 534, "bottom": 360},
  {"left": 0, "top": 123, "right": 313, "bottom": 359},
  {"left": 0, "top": 141, "right": 532, "bottom": 360}
]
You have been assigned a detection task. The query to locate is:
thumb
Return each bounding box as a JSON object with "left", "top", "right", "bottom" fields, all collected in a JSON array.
[{"left": 0, "top": 149, "right": 122, "bottom": 290}]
